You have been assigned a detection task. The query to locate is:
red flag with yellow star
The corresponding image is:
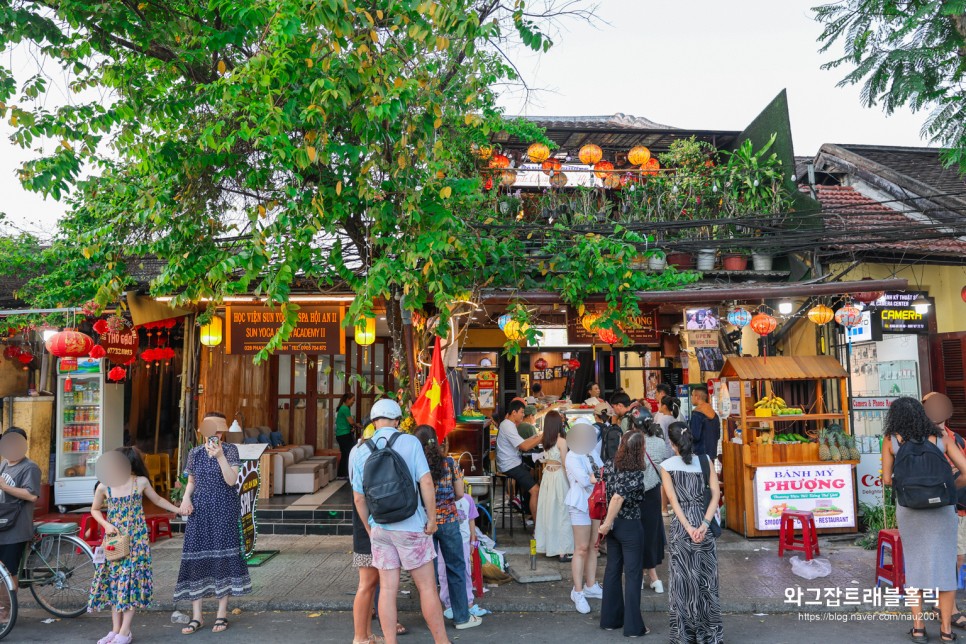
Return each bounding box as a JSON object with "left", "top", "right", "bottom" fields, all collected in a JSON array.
[{"left": 411, "top": 336, "right": 455, "bottom": 441}]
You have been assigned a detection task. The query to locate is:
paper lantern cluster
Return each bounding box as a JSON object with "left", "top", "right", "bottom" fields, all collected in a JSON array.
[
  {"left": 141, "top": 347, "right": 176, "bottom": 366},
  {"left": 108, "top": 366, "right": 127, "bottom": 382}
]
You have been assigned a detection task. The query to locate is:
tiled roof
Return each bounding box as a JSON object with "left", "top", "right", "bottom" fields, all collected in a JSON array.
[
  {"left": 835, "top": 145, "right": 966, "bottom": 210},
  {"left": 518, "top": 113, "right": 677, "bottom": 131},
  {"left": 803, "top": 184, "right": 966, "bottom": 257}
]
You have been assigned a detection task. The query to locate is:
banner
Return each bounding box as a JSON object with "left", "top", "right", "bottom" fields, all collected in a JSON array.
[
  {"left": 226, "top": 304, "right": 345, "bottom": 354},
  {"left": 753, "top": 464, "right": 856, "bottom": 531},
  {"left": 235, "top": 444, "right": 268, "bottom": 559}
]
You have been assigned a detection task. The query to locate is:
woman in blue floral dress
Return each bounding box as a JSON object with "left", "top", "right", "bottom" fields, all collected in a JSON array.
[
  {"left": 175, "top": 413, "right": 252, "bottom": 635},
  {"left": 89, "top": 447, "right": 184, "bottom": 644}
]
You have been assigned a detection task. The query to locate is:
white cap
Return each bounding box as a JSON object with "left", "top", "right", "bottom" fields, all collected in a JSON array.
[
  {"left": 370, "top": 398, "right": 403, "bottom": 421},
  {"left": 570, "top": 416, "right": 595, "bottom": 427}
]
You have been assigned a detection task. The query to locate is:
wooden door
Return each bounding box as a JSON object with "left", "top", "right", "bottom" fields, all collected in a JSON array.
[{"left": 931, "top": 333, "right": 966, "bottom": 434}]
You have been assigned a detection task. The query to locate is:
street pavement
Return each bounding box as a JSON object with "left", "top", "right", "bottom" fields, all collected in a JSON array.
[{"left": 5, "top": 607, "right": 936, "bottom": 643}]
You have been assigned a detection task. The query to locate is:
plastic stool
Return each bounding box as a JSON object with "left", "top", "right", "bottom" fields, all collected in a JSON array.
[
  {"left": 876, "top": 528, "right": 905, "bottom": 592},
  {"left": 778, "top": 510, "right": 820, "bottom": 560},
  {"left": 147, "top": 516, "right": 173, "bottom": 543},
  {"left": 80, "top": 515, "right": 104, "bottom": 547},
  {"left": 471, "top": 544, "right": 484, "bottom": 597}
]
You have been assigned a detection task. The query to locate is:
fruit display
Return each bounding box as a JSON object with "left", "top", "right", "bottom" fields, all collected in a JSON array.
[
  {"left": 457, "top": 406, "right": 485, "bottom": 422},
  {"left": 753, "top": 395, "right": 804, "bottom": 416},
  {"left": 818, "top": 425, "right": 859, "bottom": 461}
]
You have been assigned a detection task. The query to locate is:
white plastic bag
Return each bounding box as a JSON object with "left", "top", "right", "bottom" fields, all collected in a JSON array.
[{"left": 790, "top": 556, "right": 832, "bottom": 579}]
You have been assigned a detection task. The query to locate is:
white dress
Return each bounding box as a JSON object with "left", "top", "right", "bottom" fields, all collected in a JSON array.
[{"left": 535, "top": 445, "right": 574, "bottom": 556}]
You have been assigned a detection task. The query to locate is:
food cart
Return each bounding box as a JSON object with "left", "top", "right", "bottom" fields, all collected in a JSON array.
[{"left": 719, "top": 356, "right": 859, "bottom": 537}]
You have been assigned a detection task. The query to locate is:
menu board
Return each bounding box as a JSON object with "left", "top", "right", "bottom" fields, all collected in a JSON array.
[
  {"left": 754, "top": 464, "right": 856, "bottom": 531},
  {"left": 226, "top": 304, "right": 345, "bottom": 354}
]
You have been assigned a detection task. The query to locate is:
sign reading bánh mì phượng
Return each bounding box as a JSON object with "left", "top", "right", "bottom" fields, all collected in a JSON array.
[{"left": 226, "top": 305, "right": 345, "bottom": 355}]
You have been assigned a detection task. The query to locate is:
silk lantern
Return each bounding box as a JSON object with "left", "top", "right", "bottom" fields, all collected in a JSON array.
[
  {"left": 489, "top": 154, "right": 510, "bottom": 169},
  {"left": 534, "top": 357, "right": 548, "bottom": 371},
  {"left": 961, "top": 285, "right": 966, "bottom": 303},
  {"left": 807, "top": 304, "right": 834, "bottom": 326},
  {"left": 597, "top": 327, "right": 619, "bottom": 373},
  {"left": 580, "top": 312, "right": 600, "bottom": 333},
  {"left": 834, "top": 305, "right": 862, "bottom": 328},
  {"left": 603, "top": 173, "right": 622, "bottom": 189},
  {"left": 45, "top": 328, "right": 95, "bottom": 358},
  {"left": 549, "top": 172, "right": 568, "bottom": 188},
  {"left": 593, "top": 161, "right": 614, "bottom": 179},
  {"left": 497, "top": 314, "right": 511, "bottom": 331},
  {"left": 355, "top": 316, "right": 376, "bottom": 361},
  {"left": 750, "top": 313, "right": 777, "bottom": 336},
  {"left": 527, "top": 143, "right": 550, "bottom": 164},
  {"left": 578, "top": 144, "right": 602, "bottom": 165},
  {"left": 200, "top": 316, "right": 223, "bottom": 347},
  {"left": 541, "top": 158, "right": 562, "bottom": 176},
  {"left": 473, "top": 144, "right": 493, "bottom": 161},
  {"left": 852, "top": 278, "right": 884, "bottom": 305},
  {"left": 627, "top": 145, "right": 651, "bottom": 167},
  {"left": 727, "top": 308, "right": 752, "bottom": 328},
  {"left": 500, "top": 169, "right": 518, "bottom": 187},
  {"left": 642, "top": 158, "right": 661, "bottom": 176},
  {"left": 503, "top": 319, "right": 528, "bottom": 342}
]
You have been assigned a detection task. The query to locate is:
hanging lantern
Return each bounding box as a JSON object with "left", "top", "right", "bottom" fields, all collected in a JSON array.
[
  {"left": 18, "top": 352, "right": 33, "bottom": 368},
  {"left": 500, "top": 169, "right": 518, "bottom": 187},
  {"left": 727, "top": 308, "right": 752, "bottom": 328},
  {"left": 750, "top": 313, "right": 777, "bottom": 337},
  {"left": 89, "top": 344, "right": 107, "bottom": 359},
  {"left": 807, "top": 304, "right": 834, "bottom": 326},
  {"left": 580, "top": 312, "right": 601, "bottom": 333},
  {"left": 200, "top": 316, "right": 223, "bottom": 347},
  {"left": 578, "top": 144, "right": 603, "bottom": 165},
  {"left": 593, "top": 161, "right": 615, "bottom": 179},
  {"left": 603, "top": 174, "right": 622, "bottom": 190},
  {"left": 472, "top": 144, "right": 493, "bottom": 161},
  {"left": 527, "top": 143, "right": 550, "bottom": 164},
  {"left": 503, "top": 319, "right": 529, "bottom": 342},
  {"left": 489, "top": 154, "right": 510, "bottom": 169},
  {"left": 567, "top": 358, "right": 581, "bottom": 371},
  {"left": 835, "top": 304, "right": 863, "bottom": 328},
  {"left": 642, "top": 158, "right": 661, "bottom": 176},
  {"left": 619, "top": 173, "right": 639, "bottom": 189},
  {"left": 3, "top": 345, "right": 22, "bottom": 360},
  {"left": 852, "top": 278, "right": 884, "bottom": 305},
  {"left": 534, "top": 357, "right": 548, "bottom": 371},
  {"left": 549, "top": 172, "right": 568, "bottom": 188},
  {"left": 45, "top": 328, "right": 95, "bottom": 358},
  {"left": 597, "top": 327, "right": 619, "bottom": 345},
  {"left": 497, "top": 314, "right": 511, "bottom": 330},
  {"left": 541, "top": 158, "right": 562, "bottom": 176},
  {"left": 92, "top": 319, "right": 110, "bottom": 335},
  {"left": 355, "top": 316, "right": 376, "bottom": 362},
  {"left": 627, "top": 145, "right": 652, "bottom": 167},
  {"left": 108, "top": 366, "right": 126, "bottom": 382},
  {"left": 961, "top": 285, "right": 966, "bottom": 303},
  {"left": 481, "top": 175, "right": 494, "bottom": 191}
]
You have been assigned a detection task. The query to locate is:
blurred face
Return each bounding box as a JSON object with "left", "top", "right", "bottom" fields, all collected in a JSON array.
[
  {"left": 567, "top": 422, "right": 596, "bottom": 456},
  {"left": 589, "top": 384, "right": 600, "bottom": 398},
  {"left": 509, "top": 407, "right": 525, "bottom": 424},
  {"left": 612, "top": 403, "right": 628, "bottom": 416},
  {"left": 0, "top": 433, "right": 27, "bottom": 463},
  {"left": 95, "top": 451, "right": 131, "bottom": 487},
  {"left": 199, "top": 416, "right": 228, "bottom": 439},
  {"left": 924, "top": 394, "right": 954, "bottom": 425}
]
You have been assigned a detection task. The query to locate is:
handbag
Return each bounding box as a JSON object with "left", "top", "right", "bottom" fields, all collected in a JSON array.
[
  {"left": 698, "top": 455, "right": 722, "bottom": 538},
  {"left": 0, "top": 465, "right": 23, "bottom": 532},
  {"left": 588, "top": 473, "right": 607, "bottom": 521},
  {"left": 103, "top": 532, "right": 131, "bottom": 562}
]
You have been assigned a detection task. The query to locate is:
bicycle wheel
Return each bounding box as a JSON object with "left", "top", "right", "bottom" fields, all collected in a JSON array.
[
  {"left": 0, "top": 562, "right": 17, "bottom": 640},
  {"left": 26, "top": 535, "right": 96, "bottom": 618}
]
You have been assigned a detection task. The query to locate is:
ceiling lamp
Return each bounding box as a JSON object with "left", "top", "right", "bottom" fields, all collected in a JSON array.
[
  {"left": 527, "top": 143, "right": 550, "bottom": 164},
  {"left": 806, "top": 304, "right": 834, "bottom": 326},
  {"left": 627, "top": 145, "right": 651, "bottom": 167},
  {"left": 778, "top": 301, "right": 794, "bottom": 315},
  {"left": 541, "top": 158, "right": 562, "bottom": 176},
  {"left": 489, "top": 153, "right": 510, "bottom": 169},
  {"left": 593, "top": 161, "right": 615, "bottom": 179},
  {"left": 578, "top": 144, "right": 602, "bottom": 165}
]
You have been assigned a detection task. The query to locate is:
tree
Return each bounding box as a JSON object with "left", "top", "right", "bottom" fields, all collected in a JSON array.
[
  {"left": 814, "top": 0, "right": 966, "bottom": 170},
  {"left": 0, "top": 0, "right": 697, "bottom": 391}
]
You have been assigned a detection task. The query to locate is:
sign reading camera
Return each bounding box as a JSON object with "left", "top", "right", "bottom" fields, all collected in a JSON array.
[{"left": 868, "top": 291, "right": 933, "bottom": 335}]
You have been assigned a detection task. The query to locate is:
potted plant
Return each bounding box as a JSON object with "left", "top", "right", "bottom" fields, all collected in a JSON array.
[
  {"left": 659, "top": 137, "right": 720, "bottom": 271},
  {"left": 721, "top": 251, "right": 749, "bottom": 271},
  {"left": 647, "top": 249, "right": 667, "bottom": 271}
]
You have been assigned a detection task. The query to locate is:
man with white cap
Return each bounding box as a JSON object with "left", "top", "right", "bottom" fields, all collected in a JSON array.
[{"left": 351, "top": 399, "right": 453, "bottom": 643}]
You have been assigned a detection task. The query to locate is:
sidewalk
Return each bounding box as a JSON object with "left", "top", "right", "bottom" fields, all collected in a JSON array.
[{"left": 24, "top": 531, "right": 890, "bottom": 615}]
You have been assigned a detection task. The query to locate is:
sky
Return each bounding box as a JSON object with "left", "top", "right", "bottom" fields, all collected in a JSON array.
[{"left": 0, "top": 0, "right": 932, "bottom": 237}]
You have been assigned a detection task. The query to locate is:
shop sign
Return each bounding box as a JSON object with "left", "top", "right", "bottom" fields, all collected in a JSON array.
[
  {"left": 688, "top": 330, "right": 718, "bottom": 348},
  {"left": 235, "top": 444, "right": 268, "bottom": 559},
  {"left": 869, "top": 291, "right": 932, "bottom": 334},
  {"left": 856, "top": 452, "right": 884, "bottom": 508},
  {"left": 754, "top": 464, "right": 856, "bottom": 531},
  {"left": 101, "top": 328, "right": 140, "bottom": 365},
  {"left": 566, "top": 306, "right": 660, "bottom": 346},
  {"left": 852, "top": 397, "right": 898, "bottom": 410},
  {"left": 846, "top": 311, "right": 876, "bottom": 343},
  {"left": 226, "top": 305, "right": 345, "bottom": 355}
]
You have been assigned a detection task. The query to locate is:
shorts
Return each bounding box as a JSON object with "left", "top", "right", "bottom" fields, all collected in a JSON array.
[
  {"left": 371, "top": 527, "right": 435, "bottom": 571},
  {"left": 569, "top": 508, "right": 591, "bottom": 526},
  {"left": 504, "top": 464, "right": 538, "bottom": 493},
  {"left": 353, "top": 552, "right": 374, "bottom": 568},
  {"left": 0, "top": 542, "right": 26, "bottom": 576},
  {"left": 957, "top": 515, "right": 966, "bottom": 556}
]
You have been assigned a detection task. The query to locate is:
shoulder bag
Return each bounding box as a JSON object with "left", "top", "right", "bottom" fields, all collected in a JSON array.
[
  {"left": 103, "top": 532, "right": 131, "bottom": 562},
  {"left": 698, "top": 455, "right": 722, "bottom": 538},
  {"left": 588, "top": 472, "right": 607, "bottom": 521}
]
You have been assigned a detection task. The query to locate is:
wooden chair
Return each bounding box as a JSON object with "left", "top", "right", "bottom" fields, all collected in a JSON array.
[{"left": 144, "top": 454, "right": 170, "bottom": 495}]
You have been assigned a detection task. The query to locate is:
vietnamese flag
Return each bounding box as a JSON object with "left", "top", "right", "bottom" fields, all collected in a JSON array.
[{"left": 411, "top": 336, "right": 456, "bottom": 441}]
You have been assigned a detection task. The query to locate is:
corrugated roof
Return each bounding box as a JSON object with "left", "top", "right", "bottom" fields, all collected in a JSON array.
[{"left": 719, "top": 356, "right": 847, "bottom": 381}]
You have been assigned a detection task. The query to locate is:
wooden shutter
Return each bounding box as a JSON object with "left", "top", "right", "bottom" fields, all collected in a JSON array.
[{"left": 932, "top": 333, "right": 966, "bottom": 434}]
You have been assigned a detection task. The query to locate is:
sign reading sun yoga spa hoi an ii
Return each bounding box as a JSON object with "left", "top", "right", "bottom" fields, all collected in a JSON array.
[
  {"left": 753, "top": 464, "right": 856, "bottom": 531},
  {"left": 225, "top": 305, "right": 345, "bottom": 355}
]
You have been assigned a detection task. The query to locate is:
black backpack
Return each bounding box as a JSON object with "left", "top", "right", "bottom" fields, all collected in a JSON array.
[
  {"left": 599, "top": 422, "right": 622, "bottom": 463},
  {"left": 362, "top": 432, "right": 420, "bottom": 524},
  {"left": 893, "top": 438, "right": 956, "bottom": 510}
]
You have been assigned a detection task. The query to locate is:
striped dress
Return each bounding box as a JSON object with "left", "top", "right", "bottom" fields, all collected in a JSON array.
[{"left": 661, "top": 455, "right": 724, "bottom": 644}]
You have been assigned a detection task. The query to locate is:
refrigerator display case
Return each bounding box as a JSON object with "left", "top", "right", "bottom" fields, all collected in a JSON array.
[{"left": 54, "top": 358, "right": 124, "bottom": 507}]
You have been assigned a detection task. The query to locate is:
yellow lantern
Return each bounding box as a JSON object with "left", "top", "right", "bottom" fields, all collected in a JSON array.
[
  {"left": 807, "top": 304, "right": 834, "bottom": 326},
  {"left": 549, "top": 172, "right": 568, "bottom": 188},
  {"left": 503, "top": 319, "right": 529, "bottom": 342},
  {"left": 355, "top": 317, "right": 376, "bottom": 346},
  {"left": 199, "top": 316, "right": 223, "bottom": 347},
  {"left": 527, "top": 143, "right": 550, "bottom": 164},
  {"left": 578, "top": 144, "right": 603, "bottom": 165},
  {"left": 627, "top": 145, "right": 651, "bottom": 167},
  {"left": 580, "top": 312, "right": 600, "bottom": 333},
  {"left": 603, "top": 173, "right": 622, "bottom": 189}
]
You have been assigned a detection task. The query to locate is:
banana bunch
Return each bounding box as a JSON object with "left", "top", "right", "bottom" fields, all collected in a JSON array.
[{"left": 754, "top": 394, "right": 787, "bottom": 411}]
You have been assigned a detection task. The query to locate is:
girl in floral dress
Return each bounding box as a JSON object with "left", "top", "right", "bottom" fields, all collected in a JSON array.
[{"left": 89, "top": 447, "right": 184, "bottom": 644}]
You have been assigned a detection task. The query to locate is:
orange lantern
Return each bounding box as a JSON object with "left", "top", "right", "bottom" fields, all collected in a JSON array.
[
  {"left": 489, "top": 154, "right": 510, "bottom": 169},
  {"left": 500, "top": 169, "right": 518, "bottom": 187},
  {"left": 619, "top": 172, "right": 639, "bottom": 189},
  {"left": 603, "top": 173, "right": 622, "bottom": 189},
  {"left": 597, "top": 327, "right": 619, "bottom": 345},
  {"left": 627, "top": 145, "right": 651, "bottom": 167},
  {"left": 541, "top": 158, "right": 562, "bottom": 176},
  {"left": 806, "top": 304, "right": 834, "bottom": 326},
  {"left": 527, "top": 143, "right": 550, "bottom": 164},
  {"left": 593, "top": 160, "right": 615, "bottom": 179},
  {"left": 581, "top": 312, "right": 601, "bottom": 333},
  {"left": 45, "top": 329, "right": 95, "bottom": 358},
  {"left": 578, "top": 144, "right": 603, "bottom": 165},
  {"left": 750, "top": 312, "right": 777, "bottom": 336},
  {"left": 549, "top": 172, "right": 568, "bottom": 188},
  {"left": 472, "top": 144, "right": 493, "bottom": 161},
  {"left": 642, "top": 158, "right": 661, "bottom": 176}
]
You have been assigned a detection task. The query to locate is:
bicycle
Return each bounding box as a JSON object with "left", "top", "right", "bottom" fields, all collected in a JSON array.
[{"left": 0, "top": 521, "right": 96, "bottom": 640}]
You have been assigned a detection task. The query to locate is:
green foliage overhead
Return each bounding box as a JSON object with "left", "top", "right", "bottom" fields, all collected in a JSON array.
[{"left": 814, "top": 0, "right": 966, "bottom": 170}]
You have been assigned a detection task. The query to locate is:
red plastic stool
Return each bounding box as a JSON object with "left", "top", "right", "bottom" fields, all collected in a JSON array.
[
  {"left": 80, "top": 515, "right": 104, "bottom": 547},
  {"left": 777, "top": 510, "right": 820, "bottom": 560},
  {"left": 876, "top": 528, "right": 905, "bottom": 592},
  {"left": 147, "top": 516, "right": 173, "bottom": 543}
]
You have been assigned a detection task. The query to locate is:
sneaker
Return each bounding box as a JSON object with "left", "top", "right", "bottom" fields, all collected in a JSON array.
[
  {"left": 571, "top": 588, "right": 591, "bottom": 614},
  {"left": 443, "top": 607, "right": 453, "bottom": 620},
  {"left": 469, "top": 604, "right": 490, "bottom": 617},
  {"left": 525, "top": 519, "right": 534, "bottom": 528},
  {"left": 455, "top": 614, "right": 483, "bottom": 630},
  {"left": 510, "top": 496, "right": 523, "bottom": 511},
  {"left": 650, "top": 579, "right": 664, "bottom": 594},
  {"left": 582, "top": 583, "right": 603, "bottom": 599}
]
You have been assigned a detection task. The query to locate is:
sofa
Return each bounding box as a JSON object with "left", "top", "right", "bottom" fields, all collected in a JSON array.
[{"left": 271, "top": 445, "right": 338, "bottom": 495}]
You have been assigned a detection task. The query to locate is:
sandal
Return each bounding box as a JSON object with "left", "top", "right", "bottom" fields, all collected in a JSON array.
[
  {"left": 396, "top": 623, "right": 407, "bottom": 636},
  {"left": 942, "top": 632, "right": 958, "bottom": 643},
  {"left": 182, "top": 620, "right": 203, "bottom": 635},
  {"left": 909, "top": 627, "right": 928, "bottom": 644},
  {"left": 954, "top": 613, "right": 966, "bottom": 630},
  {"left": 212, "top": 618, "right": 229, "bottom": 634}
]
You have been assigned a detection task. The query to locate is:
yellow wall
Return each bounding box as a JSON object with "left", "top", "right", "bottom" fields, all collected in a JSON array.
[
  {"left": 833, "top": 263, "right": 966, "bottom": 334},
  {"left": 464, "top": 329, "right": 506, "bottom": 348}
]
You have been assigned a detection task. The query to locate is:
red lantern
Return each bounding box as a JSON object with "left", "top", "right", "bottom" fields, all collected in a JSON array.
[
  {"left": 852, "top": 278, "right": 884, "bottom": 305},
  {"left": 593, "top": 161, "right": 615, "bottom": 179},
  {"left": 534, "top": 358, "right": 548, "bottom": 371},
  {"left": 45, "top": 328, "right": 95, "bottom": 358},
  {"left": 597, "top": 327, "right": 619, "bottom": 345},
  {"left": 141, "top": 348, "right": 158, "bottom": 364},
  {"left": 567, "top": 358, "right": 581, "bottom": 370},
  {"left": 89, "top": 345, "right": 107, "bottom": 359},
  {"left": 3, "top": 346, "right": 22, "bottom": 360},
  {"left": 961, "top": 285, "right": 966, "bottom": 303},
  {"left": 108, "top": 366, "right": 126, "bottom": 382},
  {"left": 489, "top": 154, "right": 510, "bottom": 169},
  {"left": 17, "top": 352, "right": 33, "bottom": 365},
  {"left": 92, "top": 320, "right": 110, "bottom": 335},
  {"left": 541, "top": 158, "right": 562, "bottom": 176},
  {"left": 642, "top": 158, "right": 661, "bottom": 176},
  {"left": 481, "top": 175, "right": 494, "bottom": 191},
  {"left": 750, "top": 313, "right": 777, "bottom": 336}
]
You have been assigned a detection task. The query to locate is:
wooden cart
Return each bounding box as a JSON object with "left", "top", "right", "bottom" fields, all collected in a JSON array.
[{"left": 719, "top": 356, "right": 859, "bottom": 537}]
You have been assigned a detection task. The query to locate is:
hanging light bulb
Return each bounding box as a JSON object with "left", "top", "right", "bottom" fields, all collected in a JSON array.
[
  {"left": 778, "top": 301, "right": 793, "bottom": 315},
  {"left": 912, "top": 296, "right": 931, "bottom": 314}
]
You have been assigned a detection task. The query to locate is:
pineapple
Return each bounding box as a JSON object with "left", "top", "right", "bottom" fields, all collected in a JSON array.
[
  {"left": 846, "top": 435, "right": 861, "bottom": 460},
  {"left": 818, "top": 429, "right": 831, "bottom": 461},
  {"left": 829, "top": 433, "right": 842, "bottom": 461}
]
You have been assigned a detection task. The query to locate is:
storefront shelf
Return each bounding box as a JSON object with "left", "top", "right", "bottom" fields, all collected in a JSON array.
[
  {"left": 744, "top": 413, "right": 846, "bottom": 424},
  {"left": 744, "top": 459, "right": 859, "bottom": 469}
]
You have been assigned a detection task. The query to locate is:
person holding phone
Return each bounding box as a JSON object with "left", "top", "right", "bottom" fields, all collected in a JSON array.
[{"left": 174, "top": 413, "right": 252, "bottom": 635}]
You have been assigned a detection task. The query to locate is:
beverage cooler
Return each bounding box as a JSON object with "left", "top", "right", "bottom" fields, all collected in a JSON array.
[{"left": 54, "top": 358, "right": 124, "bottom": 506}]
